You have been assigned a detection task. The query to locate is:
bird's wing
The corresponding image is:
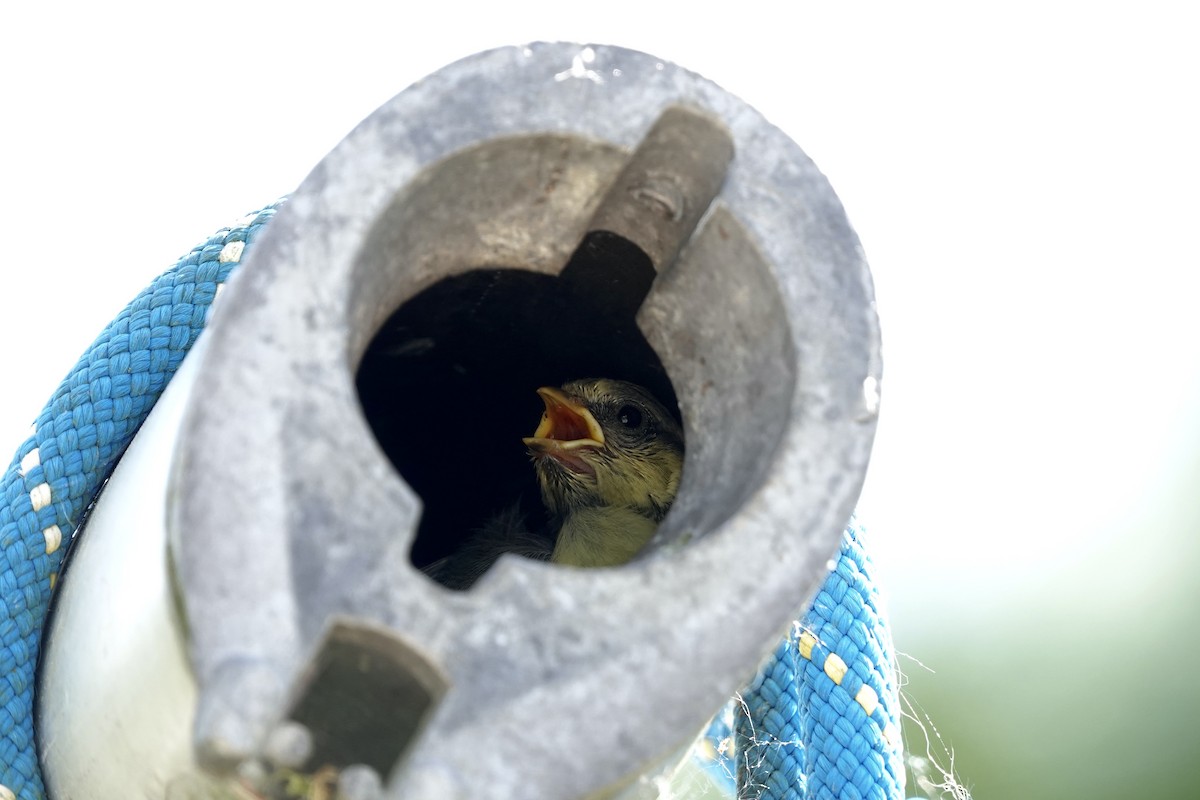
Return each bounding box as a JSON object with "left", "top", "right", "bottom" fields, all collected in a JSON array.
[{"left": 423, "top": 504, "right": 553, "bottom": 590}]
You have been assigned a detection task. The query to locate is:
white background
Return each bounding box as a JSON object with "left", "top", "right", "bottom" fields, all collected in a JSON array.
[{"left": 2, "top": 4, "right": 1197, "bottom": 797}]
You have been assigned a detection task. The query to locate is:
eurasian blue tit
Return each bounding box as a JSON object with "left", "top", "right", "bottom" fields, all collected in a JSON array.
[
  {"left": 426, "top": 378, "right": 683, "bottom": 588},
  {"left": 525, "top": 378, "right": 684, "bottom": 568}
]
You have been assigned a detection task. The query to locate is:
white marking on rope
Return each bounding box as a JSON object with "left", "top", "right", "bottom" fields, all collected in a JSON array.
[
  {"left": 18, "top": 447, "right": 40, "bottom": 476},
  {"left": 855, "top": 684, "right": 880, "bottom": 717},
  {"left": 231, "top": 211, "right": 259, "bottom": 228},
  {"left": 219, "top": 241, "right": 245, "bottom": 264},
  {"left": 882, "top": 722, "right": 901, "bottom": 748},
  {"left": 0, "top": 783, "right": 16, "bottom": 800},
  {"left": 30, "top": 482, "right": 52, "bottom": 512},
  {"left": 824, "top": 653, "right": 849, "bottom": 685},
  {"left": 798, "top": 629, "right": 818, "bottom": 659},
  {"left": 44, "top": 525, "right": 63, "bottom": 554}
]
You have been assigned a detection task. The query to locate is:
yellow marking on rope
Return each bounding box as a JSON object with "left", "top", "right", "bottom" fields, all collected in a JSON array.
[
  {"left": 49, "top": 573, "right": 57, "bottom": 591},
  {"left": 219, "top": 241, "right": 245, "bottom": 264},
  {"left": 44, "top": 525, "right": 63, "bottom": 554},
  {"left": 855, "top": 684, "right": 880, "bottom": 716},
  {"left": 798, "top": 630, "right": 818, "bottom": 659},
  {"left": 30, "top": 482, "right": 52, "bottom": 512},
  {"left": 18, "top": 447, "right": 40, "bottom": 476},
  {"left": 798, "top": 628, "right": 896, "bottom": 742},
  {"left": 1, "top": 782, "right": 16, "bottom": 800},
  {"left": 824, "top": 653, "right": 848, "bottom": 685}
]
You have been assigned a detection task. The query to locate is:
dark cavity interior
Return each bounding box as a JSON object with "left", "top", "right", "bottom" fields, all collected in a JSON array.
[{"left": 356, "top": 232, "right": 680, "bottom": 579}]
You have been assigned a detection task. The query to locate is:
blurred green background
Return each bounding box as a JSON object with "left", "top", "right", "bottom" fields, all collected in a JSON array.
[{"left": 2, "top": 3, "right": 1197, "bottom": 798}]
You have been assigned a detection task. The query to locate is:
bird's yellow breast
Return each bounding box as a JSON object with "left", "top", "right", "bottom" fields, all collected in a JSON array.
[{"left": 550, "top": 506, "right": 660, "bottom": 568}]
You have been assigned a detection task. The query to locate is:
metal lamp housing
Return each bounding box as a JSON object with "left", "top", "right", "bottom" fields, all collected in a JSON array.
[{"left": 37, "top": 43, "right": 880, "bottom": 800}]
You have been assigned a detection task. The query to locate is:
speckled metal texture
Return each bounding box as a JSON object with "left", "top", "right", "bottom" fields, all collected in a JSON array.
[{"left": 171, "top": 43, "right": 880, "bottom": 799}]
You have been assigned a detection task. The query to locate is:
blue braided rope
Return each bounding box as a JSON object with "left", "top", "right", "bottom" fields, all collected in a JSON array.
[
  {"left": 0, "top": 203, "right": 281, "bottom": 800},
  {"left": 0, "top": 201, "right": 905, "bottom": 800},
  {"left": 733, "top": 520, "right": 906, "bottom": 800},
  {"left": 736, "top": 631, "right": 806, "bottom": 799}
]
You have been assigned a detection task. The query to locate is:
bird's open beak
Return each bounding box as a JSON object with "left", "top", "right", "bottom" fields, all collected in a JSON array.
[{"left": 523, "top": 387, "right": 604, "bottom": 476}]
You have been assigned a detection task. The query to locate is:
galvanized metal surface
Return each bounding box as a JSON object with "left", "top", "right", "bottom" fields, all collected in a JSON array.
[
  {"left": 585, "top": 104, "right": 735, "bottom": 277},
  {"left": 45, "top": 42, "right": 881, "bottom": 799}
]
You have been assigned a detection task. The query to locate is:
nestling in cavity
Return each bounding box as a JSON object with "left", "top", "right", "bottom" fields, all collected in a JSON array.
[{"left": 427, "top": 378, "right": 684, "bottom": 588}]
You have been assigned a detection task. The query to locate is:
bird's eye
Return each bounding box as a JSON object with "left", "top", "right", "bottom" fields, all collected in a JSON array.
[{"left": 617, "top": 405, "right": 643, "bottom": 429}]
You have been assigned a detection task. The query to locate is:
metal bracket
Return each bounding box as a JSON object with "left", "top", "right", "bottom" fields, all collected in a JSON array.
[{"left": 103, "top": 43, "right": 877, "bottom": 799}]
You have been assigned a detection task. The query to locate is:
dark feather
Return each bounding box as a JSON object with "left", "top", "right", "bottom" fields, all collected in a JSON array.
[{"left": 423, "top": 505, "right": 553, "bottom": 590}]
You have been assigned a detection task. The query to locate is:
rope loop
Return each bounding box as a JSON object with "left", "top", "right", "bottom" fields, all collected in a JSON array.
[{"left": 0, "top": 203, "right": 281, "bottom": 800}]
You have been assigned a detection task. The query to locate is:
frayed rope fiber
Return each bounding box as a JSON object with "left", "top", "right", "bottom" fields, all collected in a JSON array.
[
  {"left": 734, "top": 521, "right": 907, "bottom": 800},
  {"left": 0, "top": 203, "right": 281, "bottom": 800},
  {"left": 1, "top": 201, "right": 905, "bottom": 800}
]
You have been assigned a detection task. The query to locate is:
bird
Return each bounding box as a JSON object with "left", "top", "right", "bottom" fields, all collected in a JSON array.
[
  {"left": 426, "top": 378, "right": 684, "bottom": 588},
  {"left": 525, "top": 378, "right": 685, "bottom": 568}
]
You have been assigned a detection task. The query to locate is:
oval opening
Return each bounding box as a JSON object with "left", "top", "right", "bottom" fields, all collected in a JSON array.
[
  {"left": 348, "top": 134, "right": 794, "bottom": 591},
  {"left": 356, "top": 260, "right": 681, "bottom": 588}
]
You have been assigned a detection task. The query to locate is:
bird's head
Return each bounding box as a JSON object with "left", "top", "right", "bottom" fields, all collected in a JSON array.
[{"left": 523, "top": 378, "right": 684, "bottom": 524}]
